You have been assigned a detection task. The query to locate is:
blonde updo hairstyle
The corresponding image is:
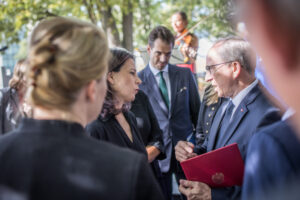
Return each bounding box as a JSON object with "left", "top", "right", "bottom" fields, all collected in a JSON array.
[{"left": 27, "top": 17, "right": 109, "bottom": 110}]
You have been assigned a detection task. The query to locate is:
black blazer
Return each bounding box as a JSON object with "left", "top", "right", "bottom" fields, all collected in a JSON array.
[
  {"left": 0, "top": 118, "right": 164, "bottom": 200},
  {"left": 86, "top": 111, "right": 147, "bottom": 157},
  {"left": 131, "top": 90, "right": 165, "bottom": 159}
]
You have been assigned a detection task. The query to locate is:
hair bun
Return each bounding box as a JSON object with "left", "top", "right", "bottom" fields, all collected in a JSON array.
[{"left": 31, "top": 41, "right": 58, "bottom": 68}]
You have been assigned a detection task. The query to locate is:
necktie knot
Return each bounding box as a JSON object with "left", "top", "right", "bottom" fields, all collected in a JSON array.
[{"left": 159, "top": 71, "right": 164, "bottom": 78}]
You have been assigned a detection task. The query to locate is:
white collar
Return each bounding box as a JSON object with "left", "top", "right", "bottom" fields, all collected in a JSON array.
[
  {"left": 231, "top": 79, "right": 259, "bottom": 108},
  {"left": 149, "top": 63, "right": 169, "bottom": 76}
]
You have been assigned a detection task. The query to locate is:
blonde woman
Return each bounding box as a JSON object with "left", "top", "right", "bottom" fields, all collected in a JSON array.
[{"left": 0, "top": 17, "right": 163, "bottom": 200}]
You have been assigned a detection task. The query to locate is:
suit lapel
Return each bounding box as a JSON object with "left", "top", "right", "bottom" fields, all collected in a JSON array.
[
  {"left": 142, "top": 65, "right": 169, "bottom": 116},
  {"left": 220, "top": 84, "right": 261, "bottom": 147},
  {"left": 168, "top": 65, "right": 178, "bottom": 115},
  {"left": 219, "top": 104, "right": 248, "bottom": 147}
]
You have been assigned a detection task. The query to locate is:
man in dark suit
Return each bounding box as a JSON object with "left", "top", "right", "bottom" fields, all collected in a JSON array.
[
  {"left": 138, "top": 26, "right": 200, "bottom": 200},
  {"left": 238, "top": 0, "right": 300, "bottom": 199},
  {"left": 175, "top": 37, "right": 281, "bottom": 200}
]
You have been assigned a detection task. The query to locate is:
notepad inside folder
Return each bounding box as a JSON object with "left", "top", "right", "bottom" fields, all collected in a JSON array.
[{"left": 180, "top": 143, "right": 244, "bottom": 188}]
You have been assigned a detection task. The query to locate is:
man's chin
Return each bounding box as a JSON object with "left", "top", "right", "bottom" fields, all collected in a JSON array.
[
  {"left": 215, "top": 89, "right": 224, "bottom": 97},
  {"left": 156, "top": 65, "right": 167, "bottom": 70}
]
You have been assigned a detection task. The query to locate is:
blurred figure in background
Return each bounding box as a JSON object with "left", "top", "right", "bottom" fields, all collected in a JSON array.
[
  {"left": 238, "top": 0, "right": 300, "bottom": 199},
  {"left": 0, "top": 59, "right": 30, "bottom": 135},
  {"left": 172, "top": 11, "right": 199, "bottom": 73},
  {"left": 194, "top": 84, "right": 227, "bottom": 149},
  {"left": 0, "top": 17, "right": 163, "bottom": 200}
]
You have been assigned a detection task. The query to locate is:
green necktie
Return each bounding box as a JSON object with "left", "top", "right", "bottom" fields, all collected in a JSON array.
[{"left": 159, "top": 71, "right": 169, "bottom": 108}]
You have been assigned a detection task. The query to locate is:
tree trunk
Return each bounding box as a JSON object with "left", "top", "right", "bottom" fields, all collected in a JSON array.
[
  {"left": 96, "top": 0, "right": 121, "bottom": 47},
  {"left": 82, "top": 0, "right": 97, "bottom": 24},
  {"left": 122, "top": 1, "right": 133, "bottom": 52},
  {"left": 142, "top": 0, "right": 151, "bottom": 34}
]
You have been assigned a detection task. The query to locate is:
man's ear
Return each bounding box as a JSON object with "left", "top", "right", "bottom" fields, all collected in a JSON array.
[
  {"left": 232, "top": 62, "right": 241, "bottom": 79},
  {"left": 85, "top": 80, "right": 96, "bottom": 102},
  {"left": 147, "top": 44, "right": 151, "bottom": 54}
]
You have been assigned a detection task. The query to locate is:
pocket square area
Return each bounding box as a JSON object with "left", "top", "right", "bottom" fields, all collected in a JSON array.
[{"left": 179, "top": 87, "right": 187, "bottom": 93}]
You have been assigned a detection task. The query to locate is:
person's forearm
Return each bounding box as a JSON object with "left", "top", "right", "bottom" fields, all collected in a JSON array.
[{"left": 146, "top": 146, "right": 161, "bottom": 163}]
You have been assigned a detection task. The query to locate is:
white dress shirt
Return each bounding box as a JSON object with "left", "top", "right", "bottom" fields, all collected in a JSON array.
[{"left": 149, "top": 63, "right": 172, "bottom": 108}]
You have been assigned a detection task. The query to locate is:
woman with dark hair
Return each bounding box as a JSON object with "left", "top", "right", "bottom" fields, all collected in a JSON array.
[
  {"left": 86, "top": 48, "right": 147, "bottom": 157},
  {"left": 0, "top": 59, "right": 29, "bottom": 135},
  {"left": 0, "top": 17, "right": 163, "bottom": 199}
]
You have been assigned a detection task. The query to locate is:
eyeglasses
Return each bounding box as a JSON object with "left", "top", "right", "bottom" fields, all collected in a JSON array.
[{"left": 205, "top": 61, "right": 235, "bottom": 74}]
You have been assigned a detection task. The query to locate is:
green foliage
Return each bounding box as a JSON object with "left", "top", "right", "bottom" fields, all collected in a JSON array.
[
  {"left": 0, "top": 0, "right": 235, "bottom": 50},
  {"left": 0, "top": 0, "right": 87, "bottom": 45}
]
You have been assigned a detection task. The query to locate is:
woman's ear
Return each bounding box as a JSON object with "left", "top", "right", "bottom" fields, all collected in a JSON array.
[
  {"left": 85, "top": 80, "right": 97, "bottom": 102},
  {"left": 107, "top": 72, "right": 114, "bottom": 85}
]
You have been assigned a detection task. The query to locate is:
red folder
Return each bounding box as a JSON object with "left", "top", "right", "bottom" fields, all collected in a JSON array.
[{"left": 180, "top": 143, "right": 244, "bottom": 188}]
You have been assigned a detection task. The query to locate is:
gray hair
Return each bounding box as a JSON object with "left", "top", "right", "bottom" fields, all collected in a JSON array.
[{"left": 212, "top": 36, "right": 256, "bottom": 74}]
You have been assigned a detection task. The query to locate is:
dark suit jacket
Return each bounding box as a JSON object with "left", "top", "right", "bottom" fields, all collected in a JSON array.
[
  {"left": 131, "top": 90, "right": 165, "bottom": 159},
  {"left": 0, "top": 118, "right": 164, "bottom": 200},
  {"left": 200, "top": 84, "right": 281, "bottom": 200},
  {"left": 86, "top": 111, "right": 147, "bottom": 157},
  {"left": 242, "top": 119, "right": 300, "bottom": 200},
  {"left": 138, "top": 64, "right": 200, "bottom": 172}
]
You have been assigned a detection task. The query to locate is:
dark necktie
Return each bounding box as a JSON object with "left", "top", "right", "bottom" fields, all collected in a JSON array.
[
  {"left": 159, "top": 71, "right": 169, "bottom": 108},
  {"left": 214, "top": 101, "right": 235, "bottom": 148}
]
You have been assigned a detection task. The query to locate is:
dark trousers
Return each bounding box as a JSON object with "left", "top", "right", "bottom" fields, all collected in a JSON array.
[{"left": 160, "top": 170, "right": 173, "bottom": 200}]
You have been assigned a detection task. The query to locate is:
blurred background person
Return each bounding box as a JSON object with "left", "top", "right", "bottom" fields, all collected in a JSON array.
[
  {"left": 86, "top": 48, "right": 147, "bottom": 157},
  {"left": 171, "top": 11, "right": 199, "bottom": 73},
  {"left": 237, "top": 0, "right": 300, "bottom": 199},
  {"left": 0, "top": 59, "right": 29, "bottom": 135},
  {"left": 194, "top": 84, "right": 227, "bottom": 149},
  {"left": 0, "top": 17, "right": 163, "bottom": 200}
]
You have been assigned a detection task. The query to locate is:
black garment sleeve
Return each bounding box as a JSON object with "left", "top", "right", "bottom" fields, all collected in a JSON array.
[
  {"left": 143, "top": 94, "right": 165, "bottom": 159},
  {"left": 131, "top": 91, "right": 165, "bottom": 160},
  {"left": 85, "top": 119, "right": 106, "bottom": 140},
  {"left": 133, "top": 156, "right": 165, "bottom": 200}
]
